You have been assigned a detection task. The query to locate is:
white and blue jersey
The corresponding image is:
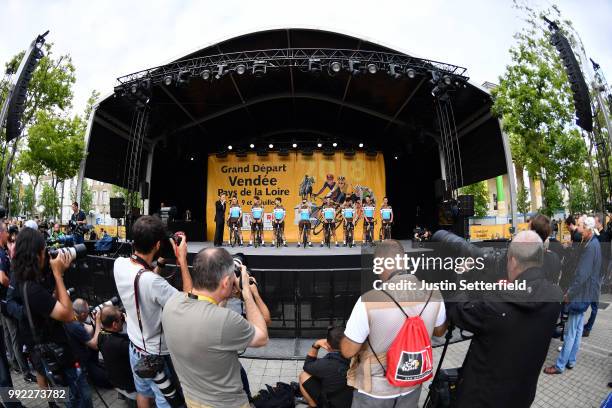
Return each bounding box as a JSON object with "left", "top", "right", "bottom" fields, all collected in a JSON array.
[
  {"left": 299, "top": 207, "right": 311, "bottom": 221},
  {"left": 342, "top": 207, "right": 354, "bottom": 220},
  {"left": 363, "top": 205, "right": 375, "bottom": 219},
  {"left": 252, "top": 206, "right": 263, "bottom": 220},
  {"left": 229, "top": 206, "right": 242, "bottom": 219},
  {"left": 323, "top": 207, "right": 335, "bottom": 221},
  {"left": 381, "top": 207, "right": 392, "bottom": 221},
  {"left": 273, "top": 207, "right": 285, "bottom": 221}
]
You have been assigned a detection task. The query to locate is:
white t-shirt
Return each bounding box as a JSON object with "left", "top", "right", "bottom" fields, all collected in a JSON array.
[
  {"left": 113, "top": 257, "right": 178, "bottom": 354},
  {"left": 344, "top": 296, "right": 446, "bottom": 398}
]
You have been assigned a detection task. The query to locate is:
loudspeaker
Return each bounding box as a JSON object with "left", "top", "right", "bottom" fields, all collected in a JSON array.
[
  {"left": 139, "top": 181, "right": 149, "bottom": 200},
  {"left": 550, "top": 30, "right": 593, "bottom": 132},
  {"left": 110, "top": 197, "right": 125, "bottom": 219},
  {"left": 5, "top": 41, "right": 44, "bottom": 142},
  {"left": 457, "top": 194, "right": 475, "bottom": 217}
]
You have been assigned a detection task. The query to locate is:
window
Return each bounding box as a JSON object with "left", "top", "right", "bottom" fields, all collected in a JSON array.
[
  {"left": 102, "top": 190, "right": 109, "bottom": 204},
  {"left": 92, "top": 191, "right": 98, "bottom": 204}
]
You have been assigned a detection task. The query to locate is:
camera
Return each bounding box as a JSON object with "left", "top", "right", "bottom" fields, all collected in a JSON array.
[
  {"left": 47, "top": 244, "right": 88, "bottom": 263},
  {"left": 232, "top": 253, "right": 255, "bottom": 290},
  {"left": 37, "top": 342, "right": 72, "bottom": 386},
  {"left": 90, "top": 296, "right": 121, "bottom": 315},
  {"left": 158, "top": 231, "right": 185, "bottom": 259}
]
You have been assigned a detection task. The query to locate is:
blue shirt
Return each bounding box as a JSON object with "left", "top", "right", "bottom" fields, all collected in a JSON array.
[
  {"left": 323, "top": 207, "right": 335, "bottom": 220},
  {"left": 273, "top": 207, "right": 285, "bottom": 220},
  {"left": 381, "top": 207, "right": 392, "bottom": 220},
  {"left": 342, "top": 208, "right": 354, "bottom": 219},
  {"left": 363, "top": 205, "right": 375, "bottom": 218},
  {"left": 252, "top": 206, "right": 263, "bottom": 220},
  {"left": 229, "top": 206, "right": 241, "bottom": 218},
  {"left": 300, "top": 208, "right": 310, "bottom": 221}
]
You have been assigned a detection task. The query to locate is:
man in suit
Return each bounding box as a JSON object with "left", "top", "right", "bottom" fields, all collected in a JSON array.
[{"left": 214, "top": 193, "right": 227, "bottom": 246}]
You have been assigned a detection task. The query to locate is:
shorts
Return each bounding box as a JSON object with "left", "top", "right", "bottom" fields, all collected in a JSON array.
[
  {"left": 351, "top": 386, "right": 421, "bottom": 408},
  {"left": 129, "top": 344, "right": 179, "bottom": 408},
  {"left": 228, "top": 218, "right": 239, "bottom": 226},
  {"left": 302, "top": 376, "right": 322, "bottom": 405},
  {"left": 273, "top": 221, "right": 285, "bottom": 229},
  {"left": 251, "top": 221, "right": 263, "bottom": 231},
  {"left": 299, "top": 220, "right": 311, "bottom": 229}
]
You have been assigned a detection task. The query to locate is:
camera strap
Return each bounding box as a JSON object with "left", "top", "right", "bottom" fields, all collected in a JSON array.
[
  {"left": 131, "top": 254, "right": 153, "bottom": 270},
  {"left": 133, "top": 269, "right": 163, "bottom": 355},
  {"left": 22, "top": 282, "right": 43, "bottom": 345}
]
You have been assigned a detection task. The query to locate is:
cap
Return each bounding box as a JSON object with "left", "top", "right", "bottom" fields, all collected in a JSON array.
[{"left": 25, "top": 220, "right": 38, "bottom": 229}]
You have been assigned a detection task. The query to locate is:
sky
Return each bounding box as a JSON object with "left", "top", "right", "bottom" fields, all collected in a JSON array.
[{"left": 1, "top": 0, "right": 611, "bottom": 115}]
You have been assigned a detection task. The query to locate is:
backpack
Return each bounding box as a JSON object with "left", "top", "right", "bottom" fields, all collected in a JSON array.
[
  {"left": 252, "top": 382, "right": 296, "bottom": 408},
  {"left": 368, "top": 289, "right": 434, "bottom": 387}
]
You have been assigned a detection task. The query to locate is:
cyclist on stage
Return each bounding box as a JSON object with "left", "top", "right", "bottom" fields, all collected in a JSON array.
[
  {"left": 272, "top": 197, "right": 287, "bottom": 247},
  {"left": 320, "top": 196, "right": 339, "bottom": 247},
  {"left": 379, "top": 196, "right": 394, "bottom": 241},
  {"left": 362, "top": 195, "right": 375, "bottom": 246},
  {"left": 249, "top": 196, "right": 265, "bottom": 247},
  {"left": 297, "top": 198, "right": 313, "bottom": 247},
  {"left": 341, "top": 198, "right": 355, "bottom": 247},
  {"left": 226, "top": 196, "right": 243, "bottom": 246}
]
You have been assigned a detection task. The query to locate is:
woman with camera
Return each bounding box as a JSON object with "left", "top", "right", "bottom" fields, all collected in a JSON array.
[{"left": 12, "top": 227, "right": 92, "bottom": 408}]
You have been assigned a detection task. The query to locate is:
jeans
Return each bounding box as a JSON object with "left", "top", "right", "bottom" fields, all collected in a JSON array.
[
  {"left": 0, "top": 326, "right": 23, "bottom": 408},
  {"left": 584, "top": 301, "right": 598, "bottom": 332},
  {"left": 0, "top": 314, "right": 29, "bottom": 373},
  {"left": 64, "top": 366, "right": 93, "bottom": 408},
  {"left": 555, "top": 312, "right": 584, "bottom": 371}
]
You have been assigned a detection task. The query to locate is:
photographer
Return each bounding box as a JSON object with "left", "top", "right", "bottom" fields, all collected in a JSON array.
[
  {"left": 12, "top": 227, "right": 93, "bottom": 407},
  {"left": 64, "top": 299, "right": 112, "bottom": 388},
  {"left": 446, "top": 231, "right": 563, "bottom": 408},
  {"left": 113, "top": 215, "right": 192, "bottom": 408},
  {"left": 0, "top": 222, "right": 36, "bottom": 383},
  {"left": 97, "top": 305, "right": 136, "bottom": 400},
  {"left": 162, "top": 247, "right": 269, "bottom": 408},
  {"left": 70, "top": 202, "right": 87, "bottom": 245}
]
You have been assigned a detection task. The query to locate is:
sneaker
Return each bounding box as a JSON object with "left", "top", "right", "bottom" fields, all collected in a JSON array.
[
  {"left": 308, "top": 242, "right": 313, "bottom": 247},
  {"left": 566, "top": 363, "right": 574, "bottom": 370},
  {"left": 335, "top": 243, "right": 340, "bottom": 247},
  {"left": 24, "top": 372, "right": 36, "bottom": 383},
  {"left": 297, "top": 243, "right": 301, "bottom": 247},
  {"left": 283, "top": 242, "right": 288, "bottom": 247},
  {"left": 343, "top": 243, "right": 347, "bottom": 247},
  {"left": 320, "top": 243, "right": 324, "bottom": 247},
  {"left": 582, "top": 330, "right": 590, "bottom": 337}
]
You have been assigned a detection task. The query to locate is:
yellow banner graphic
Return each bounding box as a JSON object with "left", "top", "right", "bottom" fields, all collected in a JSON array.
[{"left": 206, "top": 152, "right": 387, "bottom": 242}]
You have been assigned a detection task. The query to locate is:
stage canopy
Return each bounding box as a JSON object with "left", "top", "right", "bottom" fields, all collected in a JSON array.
[{"left": 84, "top": 28, "right": 506, "bottom": 187}]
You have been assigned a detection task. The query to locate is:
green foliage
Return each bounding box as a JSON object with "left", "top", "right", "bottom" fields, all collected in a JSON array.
[
  {"left": 517, "top": 185, "right": 531, "bottom": 214},
  {"left": 21, "top": 184, "right": 35, "bottom": 217},
  {"left": 72, "top": 180, "right": 93, "bottom": 214},
  {"left": 39, "top": 183, "right": 60, "bottom": 220},
  {"left": 492, "top": 1, "right": 588, "bottom": 211},
  {"left": 9, "top": 179, "right": 22, "bottom": 216},
  {"left": 541, "top": 181, "right": 564, "bottom": 216},
  {"left": 26, "top": 110, "right": 85, "bottom": 187},
  {"left": 15, "top": 149, "right": 46, "bottom": 190},
  {"left": 111, "top": 185, "right": 142, "bottom": 211},
  {"left": 459, "top": 181, "right": 489, "bottom": 217}
]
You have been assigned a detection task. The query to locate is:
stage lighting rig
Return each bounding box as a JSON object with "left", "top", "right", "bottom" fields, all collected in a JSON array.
[
  {"left": 292, "top": 143, "right": 298, "bottom": 148},
  {"left": 257, "top": 148, "right": 268, "bottom": 156},
  {"left": 366, "top": 147, "right": 377, "bottom": 157},
  {"left": 301, "top": 147, "right": 314, "bottom": 156},
  {"left": 308, "top": 58, "right": 322, "bottom": 74},
  {"left": 366, "top": 63, "right": 378, "bottom": 74},
  {"left": 201, "top": 69, "right": 212, "bottom": 80},
  {"left": 278, "top": 147, "right": 289, "bottom": 156},
  {"left": 406, "top": 68, "right": 416, "bottom": 79},
  {"left": 215, "top": 64, "right": 227, "bottom": 79},
  {"left": 252, "top": 61, "right": 267, "bottom": 77},
  {"left": 177, "top": 70, "right": 191, "bottom": 85},
  {"left": 332, "top": 142, "right": 338, "bottom": 147},
  {"left": 228, "top": 145, "right": 233, "bottom": 150},
  {"left": 268, "top": 143, "right": 274, "bottom": 149},
  {"left": 348, "top": 60, "right": 360, "bottom": 75},
  {"left": 330, "top": 61, "right": 342, "bottom": 73},
  {"left": 344, "top": 149, "right": 356, "bottom": 157},
  {"left": 388, "top": 64, "right": 402, "bottom": 79},
  {"left": 236, "top": 149, "right": 247, "bottom": 157},
  {"left": 250, "top": 143, "right": 255, "bottom": 149},
  {"left": 113, "top": 85, "right": 126, "bottom": 97},
  {"left": 163, "top": 75, "right": 173, "bottom": 86},
  {"left": 317, "top": 142, "right": 323, "bottom": 148},
  {"left": 358, "top": 143, "right": 364, "bottom": 148},
  {"left": 235, "top": 64, "right": 247, "bottom": 75}
]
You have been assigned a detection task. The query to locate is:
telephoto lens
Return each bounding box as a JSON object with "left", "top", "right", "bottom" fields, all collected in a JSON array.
[
  {"left": 48, "top": 243, "right": 88, "bottom": 262},
  {"left": 90, "top": 296, "right": 120, "bottom": 315}
]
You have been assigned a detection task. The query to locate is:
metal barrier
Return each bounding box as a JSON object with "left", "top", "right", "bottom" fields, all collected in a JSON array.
[{"left": 65, "top": 255, "right": 364, "bottom": 338}]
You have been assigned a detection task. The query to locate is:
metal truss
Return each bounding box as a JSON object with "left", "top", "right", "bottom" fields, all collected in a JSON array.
[{"left": 115, "top": 48, "right": 469, "bottom": 87}]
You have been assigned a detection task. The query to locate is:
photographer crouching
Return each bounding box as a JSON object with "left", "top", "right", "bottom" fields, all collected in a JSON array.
[
  {"left": 12, "top": 227, "right": 93, "bottom": 407},
  {"left": 113, "top": 215, "right": 192, "bottom": 408}
]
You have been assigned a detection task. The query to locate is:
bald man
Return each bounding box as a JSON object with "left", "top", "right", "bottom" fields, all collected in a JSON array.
[{"left": 447, "top": 231, "right": 562, "bottom": 408}]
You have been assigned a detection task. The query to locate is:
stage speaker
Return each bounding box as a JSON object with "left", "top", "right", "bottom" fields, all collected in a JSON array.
[
  {"left": 550, "top": 30, "right": 593, "bottom": 132},
  {"left": 139, "top": 181, "right": 149, "bottom": 200},
  {"left": 457, "top": 194, "right": 475, "bottom": 217},
  {"left": 5, "top": 37, "right": 45, "bottom": 142},
  {"left": 110, "top": 197, "right": 125, "bottom": 219}
]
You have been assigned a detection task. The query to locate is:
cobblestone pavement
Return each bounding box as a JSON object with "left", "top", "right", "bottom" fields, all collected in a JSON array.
[{"left": 7, "top": 295, "right": 612, "bottom": 407}]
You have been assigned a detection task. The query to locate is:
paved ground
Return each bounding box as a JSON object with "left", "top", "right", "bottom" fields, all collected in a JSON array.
[{"left": 7, "top": 295, "right": 612, "bottom": 407}]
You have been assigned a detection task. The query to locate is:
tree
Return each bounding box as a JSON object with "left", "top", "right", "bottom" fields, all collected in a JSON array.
[
  {"left": 541, "top": 181, "right": 564, "bottom": 216},
  {"left": 25, "top": 110, "right": 85, "bottom": 189},
  {"left": 15, "top": 148, "right": 46, "bottom": 193},
  {"left": 459, "top": 181, "right": 489, "bottom": 217},
  {"left": 568, "top": 180, "right": 591, "bottom": 214},
  {"left": 0, "top": 43, "right": 76, "bottom": 201},
  {"left": 492, "top": 1, "right": 589, "bottom": 212},
  {"left": 72, "top": 180, "right": 93, "bottom": 214},
  {"left": 39, "top": 183, "right": 60, "bottom": 220},
  {"left": 517, "top": 185, "right": 531, "bottom": 214},
  {"left": 21, "top": 184, "right": 35, "bottom": 217},
  {"left": 9, "top": 179, "right": 22, "bottom": 216}
]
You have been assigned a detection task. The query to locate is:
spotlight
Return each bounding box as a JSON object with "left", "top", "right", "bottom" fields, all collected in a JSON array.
[
  {"left": 292, "top": 143, "right": 298, "bottom": 148},
  {"left": 348, "top": 60, "right": 360, "bottom": 75},
  {"left": 358, "top": 143, "right": 364, "bottom": 148},
  {"left": 388, "top": 64, "right": 402, "bottom": 79},
  {"left": 113, "top": 85, "right": 125, "bottom": 97},
  {"left": 163, "top": 75, "right": 173, "bottom": 86},
  {"left": 235, "top": 64, "right": 246, "bottom": 75},
  {"left": 256, "top": 148, "right": 268, "bottom": 157},
  {"left": 394, "top": 155, "right": 399, "bottom": 160},
  {"left": 268, "top": 143, "right": 274, "bottom": 149},
  {"left": 178, "top": 70, "right": 191, "bottom": 85},
  {"left": 330, "top": 61, "right": 342, "bottom": 73},
  {"left": 367, "top": 64, "right": 378, "bottom": 74},
  {"left": 406, "top": 68, "right": 416, "bottom": 79},
  {"left": 215, "top": 64, "right": 227, "bottom": 79},
  {"left": 317, "top": 142, "right": 322, "bottom": 148},
  {"left": 130, "top": 83, "right": 138, "bottom": 94},
  {"left": 190, "top": 156, "right": 195, "bottom": 161},
  {"left": 278, "top": 147, "right": 289, "bottom": 156},
  {"left": 236, "top": 149, "right": 247, "bottom": 157},
  {"left": 366, "top": 148, "right": 377, "bottom": 157},
  {"left": 308, "top": 58, "right": 321, "bottom": 73},
  {"left": 443, "top": 75, "right": 452, "bottom": 85},
  {"left": 250, "top": 143, "right": 255, "bottom": 149},
  {"left": 344, "top": 149, "right": 356, "bottom": 157},
  {"left": 323, "top": 148, "right": 334, "bottom": 156},
  {"left": 228, "top": 145, "right": 233, "bottom": 150},
  {"left": 253, "top": 61, "right": 267, "bottom": 77},
  {"left": 301, "top": 147, "right": 314, "bottom": 156},
  {"left": 332, "top": 142, "right": 338, "bottom": 147},
  {"left": 201, "top": 70, "right": 211, "bottom": 80}
]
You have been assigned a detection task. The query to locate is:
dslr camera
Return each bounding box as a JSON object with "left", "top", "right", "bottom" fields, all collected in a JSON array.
[
  {"left": 158, "top": 231, "right": 185, "bottom": 259},
  {"left": 90, "top": 296, "right": 121, "bottom": 315},
  {"left": 232, "top": 253, "right": 256, "bottom": 290},
  {"left": 46, "top": 235, "right": 88, "bottom": 264}
]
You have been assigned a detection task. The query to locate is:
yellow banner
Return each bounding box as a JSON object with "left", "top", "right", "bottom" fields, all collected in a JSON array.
[
  {"left": 469, "top": 222, "right": 529, "bottom": 240},
  {"left": 206, "top": 152, "right": 387, "bottom": 242},
  {"left": 92, "top": 225, "right": 126, "bottom": 239}
]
